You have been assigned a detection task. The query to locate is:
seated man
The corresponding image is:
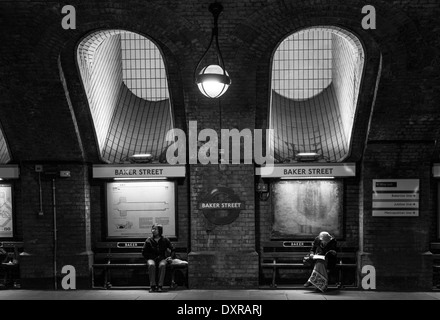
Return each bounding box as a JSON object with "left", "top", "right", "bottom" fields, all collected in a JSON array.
[{"left": 141, "top": 224, "right": 174, "bottom": 292}]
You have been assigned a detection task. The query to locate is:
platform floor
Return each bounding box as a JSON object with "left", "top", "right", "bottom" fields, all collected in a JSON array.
[{"left": 0, "top": 287, "right": 439, "bottom": 300}]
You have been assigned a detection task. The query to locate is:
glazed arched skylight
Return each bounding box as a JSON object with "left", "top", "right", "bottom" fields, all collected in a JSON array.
[
  {"left": 77, "top": 30, "right": 173, "bottom": 163},
  {"left": 120, "top": 32, "right": 169, "bottom": 101},
  {"left": 272, "top": 29, "right": 333, "bottom": 101},
  {"left": 270, "top": 27, "right": 364, "bottom": 162}
]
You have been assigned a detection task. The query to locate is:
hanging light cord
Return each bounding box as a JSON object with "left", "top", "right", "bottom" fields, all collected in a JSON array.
[
  {"left": 193, "top": 2, "right": 227, "bottom": 81},
  {"left": 194, "top": 32, "right": 214, "bottom": 81},
  {"left": 212, "top": 7, "right": 226, "bottom": 72}
]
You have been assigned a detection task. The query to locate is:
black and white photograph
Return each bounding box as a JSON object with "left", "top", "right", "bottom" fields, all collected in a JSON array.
[{"left": 0, "top": 0, "right": 439, "bottom": 308}]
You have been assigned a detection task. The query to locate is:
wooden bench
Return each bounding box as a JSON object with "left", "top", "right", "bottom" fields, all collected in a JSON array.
[
  {"left": 0, "top": 241, "right": 24, "bottom": 289},
  {"left": 261, "top": 241, "right": 357, "bottom": 288},
  {"left": 92, "top": 241, "right": 188, "bottom": 289},
  {"left": 431, "top": 242, "right": 440, "bottom": 288}
]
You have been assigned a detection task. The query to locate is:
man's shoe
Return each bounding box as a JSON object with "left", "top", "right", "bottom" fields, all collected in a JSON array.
[
  {"left": 149, "top": 286, "right": 157, "bottom": 292},
  {"left": 157, "top": 286, "right": 163, "bottom": 292},
  {"left": 303, "top": 281, "right": 312, "bottom": 288}
]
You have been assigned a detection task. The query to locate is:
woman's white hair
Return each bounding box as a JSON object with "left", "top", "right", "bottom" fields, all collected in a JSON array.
[{"left": 318, "top": 231, "right": 333, "bottom": 242}]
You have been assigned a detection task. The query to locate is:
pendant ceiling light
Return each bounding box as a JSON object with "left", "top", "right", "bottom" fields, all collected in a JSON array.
[{"left": 194, "top": 2, "right": 231, "bottom": 98}]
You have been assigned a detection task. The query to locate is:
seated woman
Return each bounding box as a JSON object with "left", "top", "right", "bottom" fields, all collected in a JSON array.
[{"left": 304, "top": 231, "right": 337, "bottom": 292}]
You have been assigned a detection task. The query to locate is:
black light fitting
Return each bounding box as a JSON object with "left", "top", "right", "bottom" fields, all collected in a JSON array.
[{"left": 194, "top": 2, "right": 231, "bottom": 98}]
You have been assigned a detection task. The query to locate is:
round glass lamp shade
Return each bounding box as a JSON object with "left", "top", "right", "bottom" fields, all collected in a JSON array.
[{"left": 196, "top": 64, "right": 231, "bottom": 98}]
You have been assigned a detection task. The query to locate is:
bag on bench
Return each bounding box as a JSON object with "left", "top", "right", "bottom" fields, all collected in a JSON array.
[{"left": 171, "top": 258, "right": 188, "bottom": 266}]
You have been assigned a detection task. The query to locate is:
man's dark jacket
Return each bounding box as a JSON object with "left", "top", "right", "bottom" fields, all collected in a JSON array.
[{"left": 142, "top": 236, "right": 174, "bottom": 263}]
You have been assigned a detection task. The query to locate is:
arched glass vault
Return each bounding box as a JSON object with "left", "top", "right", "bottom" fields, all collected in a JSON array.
[
  {"left": 77, "top": 30, "right": 174, "bottom": 163},
  {"left": 270, "top": 26, "right": 365, "bottom": 163}
]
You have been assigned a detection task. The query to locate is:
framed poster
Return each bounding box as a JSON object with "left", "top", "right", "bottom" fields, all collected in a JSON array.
[
  {"left": 271, "top": 180, "right": 343, "bottom": 239},
  {"left": 106, "top": 181, "right": 176, "bottom": 239},
  {"left": 0, "top": 184, "right": 13, "bottom": 238}
]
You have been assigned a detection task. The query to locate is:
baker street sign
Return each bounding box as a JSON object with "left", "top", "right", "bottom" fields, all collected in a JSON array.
[
  {"left": 199, "top": 202, "right": 243, "bottom": 209},
  {"left": 198, "top": 187, "right": 244, "bottom": 225}
]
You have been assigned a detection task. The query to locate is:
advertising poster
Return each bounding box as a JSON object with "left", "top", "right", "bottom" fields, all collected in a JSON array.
[
  {"left": 0, "top": 184, "right": 13, "bottom": 238},
  {"left": 272, "top": 180, "right": 343, "bottom": 238}
]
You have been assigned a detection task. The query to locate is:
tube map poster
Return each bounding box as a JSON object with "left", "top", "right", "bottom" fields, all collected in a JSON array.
[{"left": 106, "top": 181, "right": 176, "bottom": 238}]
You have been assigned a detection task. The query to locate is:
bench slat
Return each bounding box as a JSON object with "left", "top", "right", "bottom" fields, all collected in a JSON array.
[
  {"left": 93, "top": 263, "right": 147, "bottom": 267},
  {"left": 262, "top": 252, "right": 356, "bottom": 259},
  {"left": 0, "top": 242, "right": 24, "bottom": 248},
  {"left": 262, "top": 252, "right": 306, "bottom": 258},
  {"left": 336, "top": 252, "right": 357, "bottom": 258},
  {"left": 95, "top": 253, "right": 143, "bottom": 259},
  {"left": 94, "top": 253, "right": 188, "bottom": 260},
  {"left": 261, "top": 263, "right": 304, "bottom": 268},
  {"left": 336, "top": 264, "right": 357, "bottom": 268}
]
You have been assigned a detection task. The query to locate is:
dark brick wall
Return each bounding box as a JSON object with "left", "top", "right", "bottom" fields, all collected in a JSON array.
[
  {"left": 18, "top": 164, "right": 92, "bottom": 288},
  {"left": 360, "top": 142, "right": 434, "bottom": 290},
  {"left": 0, "top": 0, "right": 439, "bottom": 290},
  {"left": 188, "top": 164, "right": 258, "bottom": 288}
]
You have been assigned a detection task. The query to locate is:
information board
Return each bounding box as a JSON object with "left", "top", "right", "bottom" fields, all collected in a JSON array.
[
  {"left": 0, "top": 184, "right": 13, "bottom": 238},
  {"left": 106, "top": 181, "right": 176, "bottom": 238},
  {"left": 372, "top": 179, "right": 419, "bottom": 217}
]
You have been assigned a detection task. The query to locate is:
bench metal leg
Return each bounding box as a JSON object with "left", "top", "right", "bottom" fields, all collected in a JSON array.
[
  {"left": 171, "top": 269, "right": 177, "bottom": 289},
  {"left": 170, "top": 267, "right": 188, "bottom": 289},
  {"left": 335, "top": 266, "right": 358, "bottom": 288},
  {"left": 270, "top": 267, "right": 277, "bottom": 288},
  {"left": 338, "top": 268, "right": 344, "bottom": 288},
  {"left": 104, "top": 268, "right": 112, "bottom": 289},
  {"left": 91, "top": 267, "right": 95, "bottom": 288},
  {"left": 92, "top": 268, "right": 110, "bottom": 289}
]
